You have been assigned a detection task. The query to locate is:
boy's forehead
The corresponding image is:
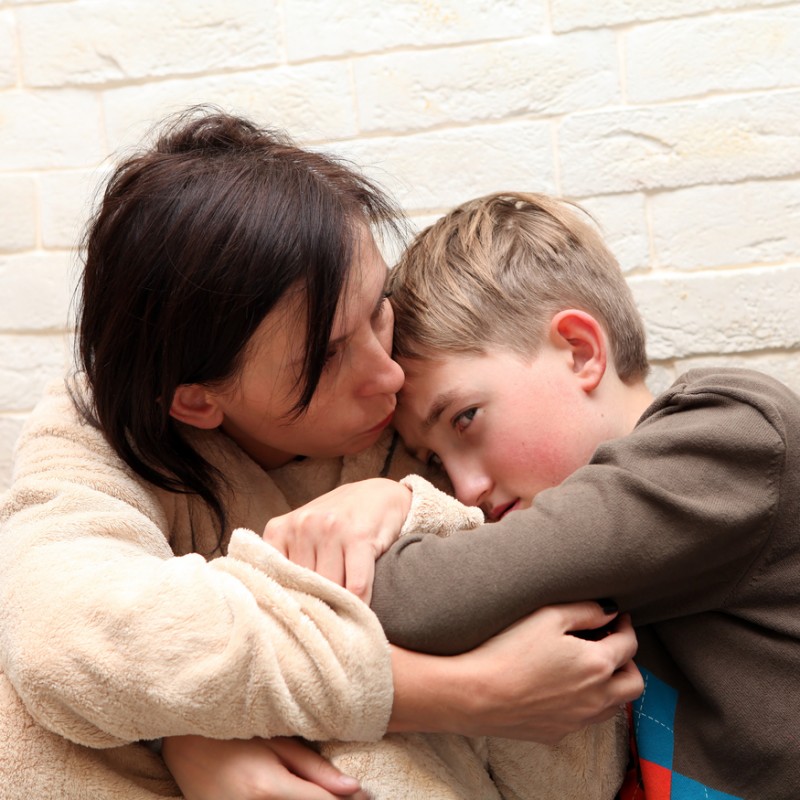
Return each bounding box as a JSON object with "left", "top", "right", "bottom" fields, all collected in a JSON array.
[
  {"left": 396, "top": 355, "right": 441, "bottom": 413},
  {"left": 397, "top": 356, "right": 448, "bottom": 404},
  {"left": 395, "top": 355, "right": 465, "bottom": 447}
]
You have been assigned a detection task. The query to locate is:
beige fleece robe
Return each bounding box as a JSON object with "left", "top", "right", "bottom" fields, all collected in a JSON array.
[
  {"left": 0, "top": 380, "right": 411, "bottom": 798},
  {"left": 0, "top": 379, "right": 626, "bottom": 799}
]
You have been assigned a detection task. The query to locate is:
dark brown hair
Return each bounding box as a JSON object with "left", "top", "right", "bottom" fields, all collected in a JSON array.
[{"left": 74, "top": 106, "right": 401, "bottom": 544}]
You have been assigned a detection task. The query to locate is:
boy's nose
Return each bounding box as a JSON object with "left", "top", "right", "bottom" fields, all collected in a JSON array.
[{"left": 452, "top": 468, "right": 492, "bottom": 510}]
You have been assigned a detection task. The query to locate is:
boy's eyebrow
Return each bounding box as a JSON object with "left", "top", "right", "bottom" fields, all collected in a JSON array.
[{"left": 422, "top": 390, "right": 458, "bottom": 432}]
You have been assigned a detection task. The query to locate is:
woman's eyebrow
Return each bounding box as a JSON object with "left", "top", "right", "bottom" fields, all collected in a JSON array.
[{"left": 374, "top": 272, "right": 392, "bottom": 312}]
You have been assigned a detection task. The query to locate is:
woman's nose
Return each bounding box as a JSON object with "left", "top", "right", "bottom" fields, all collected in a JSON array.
[{"left": 359, "top": 345, "right": 405, "bottom": 397}]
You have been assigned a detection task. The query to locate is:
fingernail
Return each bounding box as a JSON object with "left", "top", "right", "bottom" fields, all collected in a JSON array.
[
  {"left": 597, "top": 598, "right": 618, "bottom": 615},
  {"left": 338, "top": 775, "right": 361, "bottom": 792}
]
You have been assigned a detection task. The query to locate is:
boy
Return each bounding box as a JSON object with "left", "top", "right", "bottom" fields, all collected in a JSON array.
[{"left": 371, "top": 191, "right": 800, "bottom": 799}]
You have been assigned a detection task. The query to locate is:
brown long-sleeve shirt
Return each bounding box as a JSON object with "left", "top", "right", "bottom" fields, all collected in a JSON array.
[{"left": 372, "top": 368, "right": 800, "bottom": 799}]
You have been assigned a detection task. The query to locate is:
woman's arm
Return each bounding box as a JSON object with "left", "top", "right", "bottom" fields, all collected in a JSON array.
[
  {"left": 388, "top": 602, "right": 641, "bottom": 744},
  {"left": 163, "top": 736, "right": 369, "bottom": 800},
  {"left": 0, "top": 384, "right": 393, "bottom": 747},
  {"left": 161, "top": 600, "right": 640, "bottom": 800}
]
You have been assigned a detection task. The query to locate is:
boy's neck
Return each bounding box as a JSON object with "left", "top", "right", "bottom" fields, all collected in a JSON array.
[
  {"left": 610, "top": 378, "right": 655, "bottom": 436},
  {"left": 626, "top": 381, "right": 656, "bottom": 430}
]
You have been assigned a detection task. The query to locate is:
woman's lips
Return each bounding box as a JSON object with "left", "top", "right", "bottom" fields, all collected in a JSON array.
[{"left": 367, "top": 412, "right": 394, "bottom": 434}]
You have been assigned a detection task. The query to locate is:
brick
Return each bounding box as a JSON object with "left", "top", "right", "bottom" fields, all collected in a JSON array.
[
  {"left": 560, "top": 91, "right": 800, "bottom": 197},
  {"left": 574, "top": 194, "right": 649, "bottom": 273},
  {"left": 285, "top": 0, "right": 545, "bottom": 60},
  {"left": 103, "top": 63, "right": 357, "bottom": 153},
  {"left": 18, "top": 0, "right": 279, "bottom": 88},
  {"left": 327, "top": 121, "right": 555, "bottom": 214},
  {"left": 0, "top": 415, "right": 26, "bottom": 491},
  {"left": 552, "top": 0, "right": 791, "bottom": 32},
  {"left": 40, "top": 169, "right": 107, "bottom": 250},
  {"left": 627, "top": 9, "right": 800, "bottom": 103},
  {"left": 0, "top": 90, "right": 103, "bottom": 170},
  {"left": 0, "top": 10, "right": 15, "bottom": 89},
  {"left": 376, "top": 213, "right": 442, "bottom": 268},
  {"left": 406, "top": 213, "right": 442, "bottom": 236},
  {"left": 0, "top": 176, "right": 36, "bottom": 252},
  {"left": 644, "top": 363, "right": 678, "bottom": 398},
  {"left": 355, "top": 31, "right": 619, "bottom": 133},
  {"left": 0, "top": 252, "right": 75, "bottom": 332},
  {"left": 630, "top": 265, "right": 800, "bottom": 359},
  {"left": 0, "top": 333, "right": 70, "bottom": 411},
  {"left": 650, "top": 179, "right": 800, "bottom": 270}
]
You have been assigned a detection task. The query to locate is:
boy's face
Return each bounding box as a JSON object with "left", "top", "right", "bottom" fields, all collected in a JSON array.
[{"left": 394, "top": 347, "right": 606, "bottom": 521}]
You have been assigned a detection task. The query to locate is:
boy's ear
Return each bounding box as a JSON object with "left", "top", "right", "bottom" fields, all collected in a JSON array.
[
  {"left": 548, "top": 309, "right": 607, "bottom": 393},
  {"left": 169, "top": 384, "right": 225, "bottom": 429}
]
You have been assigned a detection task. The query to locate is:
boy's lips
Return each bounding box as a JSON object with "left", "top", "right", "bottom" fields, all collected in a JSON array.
[{"left": 488, "top": 499, "right": 520, "bottom": 522}]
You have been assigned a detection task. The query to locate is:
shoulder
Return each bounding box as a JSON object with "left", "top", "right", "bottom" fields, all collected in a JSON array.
[
  {"left": 7, "top": 376, "right": 170, "bottom": 531},
  {"left": 647, "top": 367, "right": 800, "bottom": 431},
  {"left": 14, "top": 376, "right": 103, "bottom": 463},
  {"left": 618, "top": 367, "right": 798, "bottom": 492}
]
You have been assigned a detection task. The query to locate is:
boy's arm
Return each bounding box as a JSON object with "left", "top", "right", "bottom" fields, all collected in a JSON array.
[{"left": 372, "top": 383, "right": 784, "bottom": 654}]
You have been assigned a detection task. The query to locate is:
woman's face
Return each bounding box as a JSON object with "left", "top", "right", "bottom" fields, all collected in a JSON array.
[{"left": 210, "top": 231, "right": 404, "bottom": 469}]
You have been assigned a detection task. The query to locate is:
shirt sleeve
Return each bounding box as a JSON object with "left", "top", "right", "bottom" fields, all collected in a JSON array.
[
  {"left": 0, "top": 385, "right": 393, "bottom": 747},
  {"left": 371, "top": 381, "right": 783, "bottom": 654}
]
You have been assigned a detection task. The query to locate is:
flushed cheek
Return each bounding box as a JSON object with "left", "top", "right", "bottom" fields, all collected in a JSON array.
[{"left": 497, "top": 438, "right": 567, "bottom": 492}]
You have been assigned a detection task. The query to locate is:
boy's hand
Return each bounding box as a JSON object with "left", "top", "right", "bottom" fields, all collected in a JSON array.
[
  {"left": 162, "top": 735, "right": 369, "bottom": 800},
  {"left": 263, "top": 478, "right": 412, "bottom": 603}
]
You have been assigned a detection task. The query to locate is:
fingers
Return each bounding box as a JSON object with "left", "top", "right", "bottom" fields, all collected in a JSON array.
[
  {"left": 611, "top": 659, "right": 644, "bottom": 703},
  {"left": 267, "top": 772, "right": 365, "bottom": 800},
  {"left": 556, "top": 599, "right": 620, "bottom": 634},
  {"left": 313, "top": 543, "right": 346, "bottom": 589},
  {"left": 344, "top": 544, "right": 375, "bottom": 603},
  {"left": 599, "top": 613, "right": 639, "bottom": 668},
  {"left": 263, "top": 511, "right": 382, "bottom": 601},
  {"left": 554, "top": 601, "right": 639, "bottom": 672},
  {"left": 268, "top": 738, "right": 365, "bottom": 797}
]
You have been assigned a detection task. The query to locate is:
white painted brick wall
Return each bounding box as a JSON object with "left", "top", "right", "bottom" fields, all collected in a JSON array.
[
  {"left": 283, "top": 0, "right": 544, "bottom": 59},
  {"left": 2, "top": 0, "right": 800, "bottom": 488}
]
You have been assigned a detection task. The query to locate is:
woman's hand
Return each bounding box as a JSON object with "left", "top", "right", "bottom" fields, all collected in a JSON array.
[
  {"left": 161, "top": 735, "right": 369, "bottom": 800},
  {"left": 263, "top": 478, "right": 412, "bottom": 603},
  {"left": 389, "top": 601, "right": 642, "bottom": 745}
]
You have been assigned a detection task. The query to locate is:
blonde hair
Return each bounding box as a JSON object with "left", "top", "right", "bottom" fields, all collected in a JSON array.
[{"left": 389, "top": 192, "right": 649, "bottom": 383}]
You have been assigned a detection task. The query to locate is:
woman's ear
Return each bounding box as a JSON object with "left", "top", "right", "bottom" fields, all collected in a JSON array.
[
  {"left": 548, "top": 309, "right": 608, "bottom": 393},
  {"left": 169, "top": 384, "right": 225, "bottom": 429}
]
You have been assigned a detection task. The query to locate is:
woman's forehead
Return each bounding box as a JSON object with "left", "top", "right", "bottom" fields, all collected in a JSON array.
[
  {"left": 333, "top": 233, "right": 389, "bottom": 331},
  {"left": 244, "top": 233, "right": 388, "bottom": 366}
]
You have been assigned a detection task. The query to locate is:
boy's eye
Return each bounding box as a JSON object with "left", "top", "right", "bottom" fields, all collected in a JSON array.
[
  {"left": 453, "top": 407, "right": 477, "bottom": 432},
  {"left": 426, "top": 452, "right": 442, "bottom": 469}
]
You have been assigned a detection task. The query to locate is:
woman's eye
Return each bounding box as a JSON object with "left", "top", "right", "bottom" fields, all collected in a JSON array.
[
  {"left": 322, "top": 347, "right": 340, "bottom": 370},
  {"left": 372, "top": 295, "right": 390, "bottom": 323},
  {"left": 453, "top": 407, "right": 477, "bottom": 432}
]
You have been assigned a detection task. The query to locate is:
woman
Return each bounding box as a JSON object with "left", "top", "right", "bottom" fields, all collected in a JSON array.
[{"left": 0, "top": 108, "right": 639, "bottom": 799}]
